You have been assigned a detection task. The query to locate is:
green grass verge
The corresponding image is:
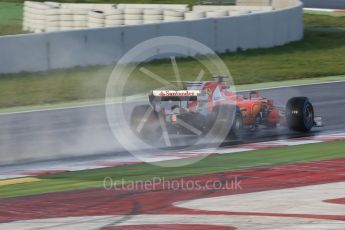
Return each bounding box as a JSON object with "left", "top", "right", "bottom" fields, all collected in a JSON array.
[
  {"left": 0, "top": 141, "right": 345, "bottom": 199},
  {"left": 0, "top": 2, "right": 24, "bottom": 36},
  {"left": 304, "top": 10, "right": 345, "bottom": 18},
  {"left": 235, "top": 75, "right": 345, "bottom": 91}
]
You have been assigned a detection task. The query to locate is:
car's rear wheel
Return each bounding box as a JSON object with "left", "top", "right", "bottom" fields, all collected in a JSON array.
[
  {"left": 229, "top": 108, "right": 244, "bottom": 139},
  {"left": 130, "top": 105, "right": 162, "bottom": 142},
  {"left": 286, "top": 97, "right": 314, "bottom": 132}
]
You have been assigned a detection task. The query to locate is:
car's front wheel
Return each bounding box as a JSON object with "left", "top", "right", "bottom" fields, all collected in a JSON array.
[{"left": 286, "top": 97, "right": 314, "bottom": 132}]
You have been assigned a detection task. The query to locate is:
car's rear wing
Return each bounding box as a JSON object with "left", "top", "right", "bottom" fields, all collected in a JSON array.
[
  {"left": 152, "top": 90, "right": 200, "bottom": 97},
  {"left": 149, "top": 90, "right": 200, "bottom": 103}
]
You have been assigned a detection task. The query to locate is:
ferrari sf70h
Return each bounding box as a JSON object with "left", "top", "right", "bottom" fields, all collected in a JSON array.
[{"left": 130, "top": 76, "right": 322, "bottom": 142}]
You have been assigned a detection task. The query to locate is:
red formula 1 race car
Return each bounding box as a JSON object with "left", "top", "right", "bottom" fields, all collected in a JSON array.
[{"left": 130, "top": 76, "right": 322, "bottom": 142}]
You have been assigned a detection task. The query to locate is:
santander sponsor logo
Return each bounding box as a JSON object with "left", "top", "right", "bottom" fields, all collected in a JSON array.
[{"left": 153, "top": 90, "right": 200, "bottom": 97}]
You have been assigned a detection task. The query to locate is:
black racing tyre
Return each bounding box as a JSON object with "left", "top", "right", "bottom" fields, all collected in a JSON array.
[
  {"left": 130, "top": 105, "right": 162, "bottom": 142},
  {"left": 286, "top": 97, "right": 314, "bottom": 132},
  {"left": 229, "top": 107, "right": 244, "bottom": 139},
  {"left": 177, "top": 112, "right": 207, "bottom": 135},
  {"left": 250, "top": 113, "right": 261, "bottom": 132}
]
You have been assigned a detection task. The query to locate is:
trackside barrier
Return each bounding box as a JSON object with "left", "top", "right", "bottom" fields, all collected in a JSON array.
[
  {"left": 23, "top": 2, "right": 278, "bottom": 33},
  {"left": 192, "top": 5, "right": 273, "bottom": 11},
  {"left": 0, "top": 0, "right": 303, "bottom": 74},
  {"left": 23, "top": 2, "right": 190, "bottom": 32},
  {"left": 116, "top": 4, "right": 189, "bottom": 11},
  {"left": 236, "top": 0, "right": 272, "bottom": 6}
]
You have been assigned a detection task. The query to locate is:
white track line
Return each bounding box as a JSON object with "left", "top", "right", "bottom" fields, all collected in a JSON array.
[
  {"left": 0, "top": 103, "right": 106, "bottom": 116},
  {"left": 237, "top": 79, "right": 345, "bottom": 92},
  {"left": 304, "top": 8, "right": 345, "bottom": 12}
]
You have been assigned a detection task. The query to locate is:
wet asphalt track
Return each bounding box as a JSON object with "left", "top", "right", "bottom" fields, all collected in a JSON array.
[{"left": 0, "top": 81, "right": 344, "bottom": 165}]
